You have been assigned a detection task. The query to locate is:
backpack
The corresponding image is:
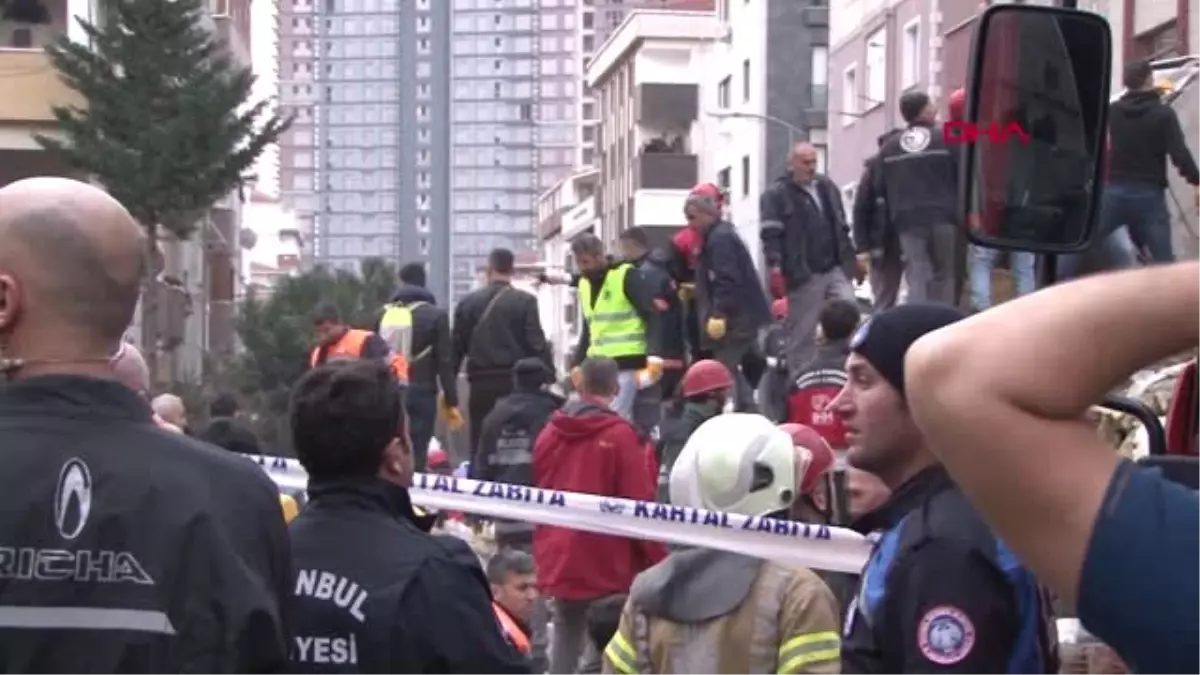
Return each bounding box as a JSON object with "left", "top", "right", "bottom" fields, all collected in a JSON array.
[{"left": 379, "top": 301, "right": 431, "bottom": 362}]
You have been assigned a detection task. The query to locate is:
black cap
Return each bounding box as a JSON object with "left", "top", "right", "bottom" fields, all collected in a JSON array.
[
  {"left": 850, "top": 303, "right": 967, "bottom": 397},
  {"left": 513, "top": 358, "right": 551, "bottom": 390}
]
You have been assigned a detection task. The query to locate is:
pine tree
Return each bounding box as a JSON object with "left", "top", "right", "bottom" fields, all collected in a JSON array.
[{"left": 36, "top": 0, "right": 291, "bottom": 382}]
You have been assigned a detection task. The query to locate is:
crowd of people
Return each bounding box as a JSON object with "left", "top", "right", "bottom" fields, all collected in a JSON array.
[{"left": 0, "top": 57, "right": 1195, "bottom": 675}]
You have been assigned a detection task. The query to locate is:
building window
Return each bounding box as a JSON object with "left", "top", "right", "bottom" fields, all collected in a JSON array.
[
  {"left": 814, "top": 144, "right": 827, "bottom": 174},
  {"left": 901, "top": 19, "right": 921, "bottom": 89},
  {"left": 717, "top": 76, "right": 731, "bottom": 109},
  {"left": 842, "top": 64, "right": 858, "bottom": 124},
  {"left": 717, "top": 166, "right": 731, "bottom": 192},
  {"left": 865, "top": 27, "right": 887, "bottom": 107},
  {"left": 810, "top": 45, "right": 828, "bottom": 109},
  {"left": 741, "top": 59, "right": 750, "bottom": 102},
  {"left": 741, "top": 155, "right": 750, "bottom": 196}
]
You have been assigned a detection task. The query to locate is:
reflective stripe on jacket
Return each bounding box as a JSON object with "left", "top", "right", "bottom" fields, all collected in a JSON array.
[
  {"left": 602, "top": 562, "right": 841, "bottom": 674},
  {"left": 580, "top": 263, "right": 647, "bottom": 359},
  {"left": 492, "top": 602, "right": 531, "bottom": 656},
  {"left": 309, "top": 328, "right": 409, "bottom": 382}
]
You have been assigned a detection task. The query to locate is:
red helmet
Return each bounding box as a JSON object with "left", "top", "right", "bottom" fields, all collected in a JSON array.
[
  {"left": 778, "top": 423, "right": 836, "bottom": 495},
  {"left": 948, "top": 88, "right": 967, "bottom": 122},
  {"left": 680, "top": 359, "right": 734, "bottom": 398},
  {"left": 428, "top": 447, "right": 450, "bottom": 470},
  {"left": 673, "top": 227, "right": 700, "bottom": 269},
  {"left": 771, "top": 297, "right": 788, "bottom": 320}
]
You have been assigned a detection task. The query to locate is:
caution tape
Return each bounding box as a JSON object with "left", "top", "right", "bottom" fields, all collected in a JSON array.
[{"left": 249, "top": 454, "right": 872, "bottom": 574}]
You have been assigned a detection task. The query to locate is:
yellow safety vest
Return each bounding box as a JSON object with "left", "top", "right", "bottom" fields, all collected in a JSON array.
[{"left": 579, "top": 264, "right": 647, "bottom": 359}]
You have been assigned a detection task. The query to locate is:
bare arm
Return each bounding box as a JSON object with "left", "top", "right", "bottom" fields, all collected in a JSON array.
[{"left": 904, "top": 262, "right": 1199, "bottom": 605}]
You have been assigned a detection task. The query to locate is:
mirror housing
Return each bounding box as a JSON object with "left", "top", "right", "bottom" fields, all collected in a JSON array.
[{"left": 960, "top": 4, "right": 1113, "bottom": 253}]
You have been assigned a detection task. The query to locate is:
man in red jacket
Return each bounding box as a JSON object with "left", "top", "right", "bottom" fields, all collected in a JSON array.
[{"left": 533, "top": 357, "right": 666, "bottom": 674}]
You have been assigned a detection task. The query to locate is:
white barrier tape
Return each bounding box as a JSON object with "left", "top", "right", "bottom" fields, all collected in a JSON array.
[{"left": 250, "top": 454, "right": 873, "bottom": 574}]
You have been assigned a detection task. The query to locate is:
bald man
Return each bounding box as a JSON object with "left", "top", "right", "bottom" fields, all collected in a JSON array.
[
  {"left": 759, "top": 142, "right": 860, "bottom": 379},
  {"left": 151, "top": 392, "right": 188, "bottom": 432},
  {"left": 111, "top": 340, "right": 182, "bottom": 432},
  {"left": 0, "top": 177, "right": 290, "bottom": 672}
]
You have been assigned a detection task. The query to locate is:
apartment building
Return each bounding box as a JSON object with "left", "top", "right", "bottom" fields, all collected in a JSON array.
[
  {"left": 702, "top": 0, "right": 830, "bottom": 270},
  {"left": 277, "top": 0, "right": 452, "bottom": 303},
  {"left": 828, "top": 0, "right": 1196, "bottom": 206},
  {"left": 586, "top": 10, "right": 720, "bottom": 249},
  {"left": 535, "top": 169, "right": 599, "bottom": 369}
]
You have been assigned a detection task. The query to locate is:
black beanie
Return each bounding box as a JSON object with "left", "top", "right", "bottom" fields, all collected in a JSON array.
[
  {"left": 513, "top": 357, "right": 551, "bottom": 390},
  {"left": 849, "top": 303, "right": 967, "bottom": 397}
]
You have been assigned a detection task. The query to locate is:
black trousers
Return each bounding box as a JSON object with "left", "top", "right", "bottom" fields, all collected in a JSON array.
[
  {"left": 467, "top": 375, "right": 513, "bottom": 455},
  {"left": 406, "top": 386, "right": 439, "bottom": 472}
]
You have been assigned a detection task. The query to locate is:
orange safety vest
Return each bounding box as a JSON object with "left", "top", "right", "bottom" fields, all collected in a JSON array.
[
  {"left": 493, "top": 602, "right": 531, "bottom": 656},
  {"left": 310, "top": 328, "right": 409, "bottom": 382}
]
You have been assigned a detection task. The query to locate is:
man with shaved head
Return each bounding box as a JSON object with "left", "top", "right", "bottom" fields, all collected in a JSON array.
[
  {"left": 760, "top": 142, "right": 860, "bottom": 380},
  {"left": 0, "top": 177, "right": 290, "bottom": 671},
  {"left": 151, "top": 392, "right": 188, "bottom": 432}
]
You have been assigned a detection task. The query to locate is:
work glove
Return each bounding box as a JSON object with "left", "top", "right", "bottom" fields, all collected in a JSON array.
[
  {"left": 768, "top": 267, "right": 786, "bottom": 299},
  {"left": 635, "top": 357, "right": 664, "bottom": 389},
  {"left": 438, "top": 394, "right": 465, "bottom": 431},
  {"left": 706, "top": 317, "right": 727, "bottom": 341},
  {"left": 677, "top": 282, "right": 695, "bottom": 302},
  {"left": 854, "top": 253, "right": 870, "bottom": 285}
]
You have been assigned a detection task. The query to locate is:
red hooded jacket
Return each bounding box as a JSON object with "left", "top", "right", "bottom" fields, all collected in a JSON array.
[{"left": 532, "top": 398, "right": 666, "bottom": 600}]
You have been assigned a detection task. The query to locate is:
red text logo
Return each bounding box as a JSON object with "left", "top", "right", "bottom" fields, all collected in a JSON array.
[{"left": 943, "top": 120, "right": 1032, "bottom": 145}]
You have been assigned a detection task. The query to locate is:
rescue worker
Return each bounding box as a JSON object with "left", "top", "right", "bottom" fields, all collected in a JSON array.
[
  {"left": 453, "top": 247, "right": 554, "bottom": 454},
  {"left": 570, "top": 233, "right": 664, "bottom": 435},
  {"left": 603, "top": 413, "right": 842, "bottom": 674},
  {"left": 760, "top": 142, "right": 861, "bottom": 379},
  {"left": 852, "top": 128, "right": 904, "bottom": 311},
  {"left": 0, "top": 177, "right": 290, "bottom": 671},
  {"left": 905, "top": 261, "right": 1200, "bottom": 674},
  {"left": 311, "top": 301, "right": 408, "bottom": 381},
  {"left": 197, "top": 392, "right": 262, "bottom": 456},
  {"left": 533, "top": 357, "right": 666, "bottom": 674},
  {"left": 151, "top": 393, "right": 189, "bottom": 433},
  {"left": 832, "top": 304, "right": 1058, "bottom": 673},
  {"left": 668, "top": 223, "right": 705, "bottom": 364},
  {"left": 655, "top": 359, "right": 733, "bottom": 502},
  {"left": 287, "top": 360, "right": 528, "bottom": 673},
  {"left": 378, "top": 262, "right": 462, "bottom": 470},
  {"left": 873, "top": 91, "right": 960, "bottom": 305},
  {"left": 786, "top": 298, "right": 860, "bottom": 449},
  {"left": 619, "top": 226, "right": 687, "bottom": 399},
  {"left": 687, "top": 183, "right": 772, "bottom": 412},
  {"left": 760, "top": 297, "right": 791, "bottom": 421},
  {"left": 488, "top": 549, "right": 540, "bottom": 666}
]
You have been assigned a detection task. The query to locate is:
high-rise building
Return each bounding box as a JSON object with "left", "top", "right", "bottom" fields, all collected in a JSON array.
[{"left": 277, "top": 0, "right": 452, "bottom": 303}]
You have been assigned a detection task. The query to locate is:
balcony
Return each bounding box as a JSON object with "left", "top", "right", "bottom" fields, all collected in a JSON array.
[
  {"left": 0, "top": 2, "right": 80, "bottom": 130},
  {"left": 633, "top": 151, "right": 698, "bottom": 191},
  {"left": 635, "top": 83, "right": 698, "bottom": 129},
  {"left": 562, "top": 196, "right": 597, "bottom": 240}
]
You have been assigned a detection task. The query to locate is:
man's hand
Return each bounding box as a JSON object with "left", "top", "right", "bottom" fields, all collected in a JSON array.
[
  {"left": 438, "top": 394, "right": 465, "bottom": 431},
  {"left": 705, "top": 317, "right": 727, "bottom": 340},
  {"left": 854, "top": 253, "right": 870, "bottom": 284},
  {"left": 769, "top": 267, "right": 786, "bottom": 299}
]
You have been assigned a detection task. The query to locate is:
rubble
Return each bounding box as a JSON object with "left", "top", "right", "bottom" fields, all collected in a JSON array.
[{"left": 1094, "top": 354, "right": 1195, "bottom": 458}]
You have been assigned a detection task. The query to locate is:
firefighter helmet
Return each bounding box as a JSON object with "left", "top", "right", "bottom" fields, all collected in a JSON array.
[
  {"left": 428, "top": 446, "right": 450, "bottom": 470},
  {"left": 670, "top": 413, "right": 797, "bottom": 516},
  {"left": 779, "top": 423, "right": 836, "bottom": 494},
  {"left": 948, "top": 88, "right": 966, "bottom": 122},
  {"left": 680, "top": 359, "right": 734, "bottom": 398}
]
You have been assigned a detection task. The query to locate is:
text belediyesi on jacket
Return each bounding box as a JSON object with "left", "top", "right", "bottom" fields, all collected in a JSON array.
[
  {"left": 0, "top": 376, "right": 292, "bottom": 672},
  {"left": 453, "top": 281, "right": 553, "bottom": 381},
  {"left": 1107, "top": 89, "right": 1200, "bottom": 188},
  {"left": 533, "top": 399, "right": 667, "bottom": 601},
  {"left": 377, "top": 283, "right": 458, "bottom": 406},
  {"left": 288, "top": 477, "right": 529, "bottom": 673}
]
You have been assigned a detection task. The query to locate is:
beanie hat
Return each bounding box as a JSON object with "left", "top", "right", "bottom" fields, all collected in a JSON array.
[
  {"left": 513, "top": 357, "right": 550, "bottom": 390},
  {"left": 849, "top": 303, "right": 967, "bottom": 397},
  {"left": 684, "top": 183, "right": 724, "bottom": 216}
]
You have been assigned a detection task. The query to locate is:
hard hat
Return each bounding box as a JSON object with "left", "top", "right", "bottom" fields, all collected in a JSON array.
[
  {"left": 948, "top": 88, "right": 966, "bottom": 122},
  {"left": 680, "top": 359, "right": 734, "bottom": 398},
  {"left": 689, "top": 182, "right": 726, "bottom": 206},
  {"left": 670, "top": 413, "right": 797, "bottom": 517},
  {"left": 771, "top": 297, "right": 788, "bottom": 320},
  {"left": 428, "top": 447, "right": 450, "bottom": 470},
  {"left": 779, "top": 423, "right": 836, "bottom": 495}
]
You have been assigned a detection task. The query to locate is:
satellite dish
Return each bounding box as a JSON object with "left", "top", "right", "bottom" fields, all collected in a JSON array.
[{"left": 239, "top": 228, "right": 258, "bottom": 250}]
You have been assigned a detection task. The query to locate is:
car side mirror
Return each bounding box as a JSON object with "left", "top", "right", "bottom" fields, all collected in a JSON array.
[{"left": 960, "top": 4, "right": 1113, "bottom": 253}]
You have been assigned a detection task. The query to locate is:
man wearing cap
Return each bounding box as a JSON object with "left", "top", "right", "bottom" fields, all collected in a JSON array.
[
  {"left": 873, "top": 91, "right": 961, "bottom": 305},
  {"left": 686, "top": 183, "right": 771, "bottom": 412},
  {"left": 830, "top": 304, "right": 1058, "bottom": 673}
]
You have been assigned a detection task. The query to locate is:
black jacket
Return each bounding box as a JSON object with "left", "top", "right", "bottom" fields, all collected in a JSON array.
[
  {"left": 1108, "top": 89, "right": 1200, "bottom": 188},
  {"left": 197, "top": 415, "right": 262, "bottom": 455},
  {"left": 695, "top": 220, "right": 771, "bottom": 346},
  {"left": 760, "top": 173, "right": 857, "bottom": 289},
  {"left": 875, "top": 122, "right": 960, "bottom": 233},
  {"left": 472, "top": 388, "right": 564, "bottom": 487},
  {"left": 0, "top": 376, "right": 291, "bottom": 672},
  {"left": 288, "top": 478, "right": 529, "bottom": 673},
  {"left": 654, "top": 402, "right": 720, "bottom": 501},
  {"left": 638, "top": 249, "right": 686, "bottom": 361},
  {"left": 452, "top": 281, "right": 552, "bottom": 381},
  {"left": 379, "top": 284, "right": 458, "bottom": 406},
  {"left": 842, "top": 467, "right": 1058, "bottom": 674},
  {"left": 852, "top": 130, "right": 906, "bottom": 255},
  {"left": 573, "top": 261, "right": 661, "bottom": 371}
]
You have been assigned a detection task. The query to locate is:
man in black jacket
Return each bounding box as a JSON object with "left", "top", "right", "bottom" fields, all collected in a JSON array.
[
  {"left": 453, "top": 248, "right": 553, "bottom": 455},
  {"left": 380, "top": 262, "right": 459, "bottom": 471},
  {"left": 853, "top": 129, "right": 904, "bottom": 311},
  {"left": 288, "top": 360, "right": 528, "bottom": 673},
  {"left": 197, "top": 393, "right": 263, "bottom": 455},
  {"left": 619, "top": 227, "right": 688, "bottom": 398},
  {"left": 1099, "top": 60, "right": 1198, "bottom": 265},
  {"left": 760, "top": 142, "right": 860, "bottom": 380},
  {"left": 0, "top": 177, "right": 290, "bottom": 672}
]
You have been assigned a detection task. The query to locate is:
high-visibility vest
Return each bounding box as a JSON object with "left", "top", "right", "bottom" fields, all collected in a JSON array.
[
  {"left": 493, "top": 602, "right": 531, "bottom": 656},
  {"left": 309, "top": 328, "right": 409, "bottom": 382},
  {"left": 579, "top": 264, "right": 647, "bottom": 359}
]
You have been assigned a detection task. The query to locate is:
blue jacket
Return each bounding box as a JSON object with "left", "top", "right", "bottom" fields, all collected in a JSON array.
[
  {"left": 694, "top": 220, "right": 771, "bottom": 346},
  {"left": 842, "top": 467, "right": 1058, "bottom": 674}
]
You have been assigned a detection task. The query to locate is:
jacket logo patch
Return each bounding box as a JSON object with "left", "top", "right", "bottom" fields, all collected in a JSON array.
[
  {"left": 918, "top": 605, "right": 976, "bottom": 665},
  {"left": 900, "top": 126, "right": 932, "bottom": 153},
  {"left": 55, "top": 458, "right": 93, "bottom": 541}
]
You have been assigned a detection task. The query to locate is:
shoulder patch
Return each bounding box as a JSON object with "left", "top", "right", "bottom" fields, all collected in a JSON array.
[
  {"left": 917, "top": 605, "right": 976, "bottom": 665},
  {"left": 899, "top": 126, "right": 932, "bottom": 153}
]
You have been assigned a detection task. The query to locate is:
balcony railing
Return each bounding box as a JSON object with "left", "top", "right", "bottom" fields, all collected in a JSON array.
[{"left": 633, "top": 153, "right": 698, "bottom": 191}]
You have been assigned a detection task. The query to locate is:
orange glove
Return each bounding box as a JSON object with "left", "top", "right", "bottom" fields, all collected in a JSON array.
[
  {"left": 570, "top": 366, "right": 582, "bottom": 391},
  {"left": 438, "top": 394, "right": 464, "bottom": 431},
  {"left": 635, "top": 357, "right": 664, "bottom": 389}
]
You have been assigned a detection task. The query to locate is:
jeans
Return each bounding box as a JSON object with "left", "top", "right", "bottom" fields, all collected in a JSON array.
[
  {"left": 1107, "top": 182, "right": 1175, "bottom": 263},
  {"left": 1057, "top": 226, "right": 1137, "bottom": 281},
  {"left": 406, "top": 387, "right": 439, "bottom": 471},
  {"left": 969, "top": 245, "right": 1036, "bottom": 311},
  {"left": 613, "top": 372, "right": 662, "bottom": 438}
]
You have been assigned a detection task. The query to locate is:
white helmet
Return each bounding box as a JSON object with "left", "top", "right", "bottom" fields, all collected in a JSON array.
[{"left": 669, "top": 413, "right": 797, "bottom": 517}]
